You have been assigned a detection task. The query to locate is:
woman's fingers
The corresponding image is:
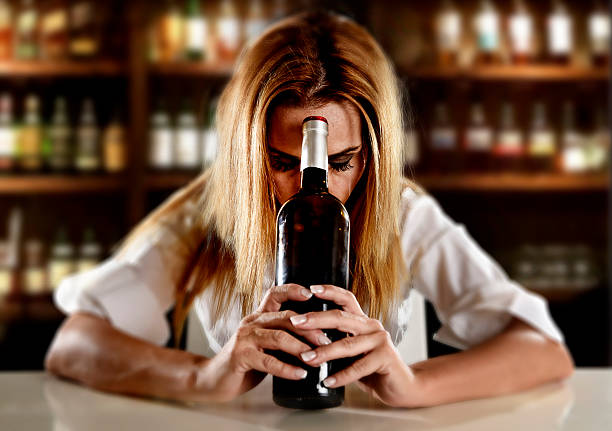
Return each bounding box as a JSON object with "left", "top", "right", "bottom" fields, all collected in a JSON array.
[
  {"left": 243, "top": 348, "right": 308, "bottom": 380},
  {"left": 298, "top": 331, "right": 390, "bottom": 367},
  {"left": 251, "top": 328, "right": 312, "bottom": 358},
  {"left": 321, "top": 350, "right": 387, "bottom": 388},
  {"left": 257, "top": 283, "right": 312, "bottom": 313},
  {"left": 247, "top": 310, "right": 331, "bottom": 347},
  {"left": 290, "top": 309, "right": 382, "bottom": 336},
  {"left": 309, "top": 284, "right": 365, "bottom": 316}
]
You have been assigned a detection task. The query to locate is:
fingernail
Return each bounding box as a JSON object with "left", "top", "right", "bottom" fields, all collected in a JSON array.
[
  {"left": 296, "top": 369, "right": 308, "bottom": 379},
  {"left": 300, "top": 351, "right": 317, "bottom": 362},
  {"left": 290, "top": 315, "right": 307, "bottom": 326},
  {"left": 300, "top": 288, "right": 313, "bottom": 298},
  {"left": 310, "top": 285, "right": 324, "bottom": 294},
  {"left": 323, "top": 377, "right": 336, "bottom": 387},
  {"left": 317, "top": 335, "right": 332, "bottom": 345}
]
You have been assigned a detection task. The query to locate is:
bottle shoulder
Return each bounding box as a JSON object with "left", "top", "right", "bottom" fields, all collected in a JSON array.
[{"left": 278, "top": 191, "right": 350, "bottom": 222}]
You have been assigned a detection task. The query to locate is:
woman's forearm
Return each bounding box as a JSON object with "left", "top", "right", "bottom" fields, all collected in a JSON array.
[
  {"left": 45, "top": 312, "right": 211, "bottom": 402},
  {"left": 411, "top": 318, "right": 574, "bottom": 406}
]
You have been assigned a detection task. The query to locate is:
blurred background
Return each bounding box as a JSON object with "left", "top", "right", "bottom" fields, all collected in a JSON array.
[{"left": 0, "top": 0, "right": 609, "bottom": 369}]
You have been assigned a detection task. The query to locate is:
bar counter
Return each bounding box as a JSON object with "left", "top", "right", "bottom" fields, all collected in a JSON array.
[{"left": 0, "top": 369, "right": 610, "bottom": 430}]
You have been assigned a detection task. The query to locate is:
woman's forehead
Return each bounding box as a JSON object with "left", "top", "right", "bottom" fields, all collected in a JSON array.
[{"left": 267, "top": 101, "right": 362, "bottom": 156}]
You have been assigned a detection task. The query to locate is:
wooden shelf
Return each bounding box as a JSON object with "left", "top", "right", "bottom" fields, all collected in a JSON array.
[
  {"left": 149, "top": 61, "right": 234, "bottom": 77},
  {"left": 414, "top": 173, "right": 610, "bottom": 192},
  {"left": 0, "top": 60, "right": 125, "bottom": 77},
  {"left": 0, "top": 295, "right": 64, "bottom": 323},
  {"left": 0, "top": 175, "right": 127, "bottom": 194},
  {"left": 145, "top": 172, "right": 198, "bottom": 190},
  {"left": 405, "top": 65, "right": 609, "bottom": 81}
]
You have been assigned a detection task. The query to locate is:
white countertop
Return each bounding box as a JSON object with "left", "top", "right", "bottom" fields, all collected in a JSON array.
[{"left": 0, "top": 369, "right": 611, "bottom": 430}]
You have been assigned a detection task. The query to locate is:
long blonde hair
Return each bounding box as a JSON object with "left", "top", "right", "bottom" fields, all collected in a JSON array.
[{"left": 123, "top": 12, "right": 423, "bottom": 345}]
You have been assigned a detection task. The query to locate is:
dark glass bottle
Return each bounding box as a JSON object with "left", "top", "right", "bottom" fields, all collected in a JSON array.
[{"left": 273, "top": 116, "right": 350, "bottom": 409}]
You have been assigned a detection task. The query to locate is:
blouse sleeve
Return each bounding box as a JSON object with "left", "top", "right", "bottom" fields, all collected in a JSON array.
[
  {"left": 53, "top": 191, "right": 201, "bottom": 346},
  {"left": 400, "top": 188, "right": 564, "bottom": 350}
]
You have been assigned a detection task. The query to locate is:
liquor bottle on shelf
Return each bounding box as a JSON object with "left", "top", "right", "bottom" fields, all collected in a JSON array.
[
  {"left": 560, "top": 101, "right": 585, "bottom": 173},
  {"left": 216, "top": 0, "right": 241, "bottom": 63},
  {"left": 40, "top": 4, "right": 68, "bottom": 60},
  {"left": 74, "top": 98, "right": 101, "bottom": 173},
  {"left": 15, "top": 0, "right": 38, "bottom": 59},
  {"left": 18, "top": 94, "right": 43, "bottom": 172},
  {"left": 428, "top": 102, "right": 458, "bottom": 173},
  {"left": 184, "top": 0, "right": 206, "bottom": 61},
  {"left": 584, "top": 107, "right": 609, "bottom": 172},
  {"left": 149, "top": 100, "right": 174, "bottom": 170},
  {"left": 23, "top": 238, "right": 46, "bottom": 295},
  {"left": 102, "top": 111, "right": 126, "bottom": 173},
  {"left": 547, "top": 1, "right": 572, "bottom": 64},
  {"left": 77, "top": 228, "right": 101, "bottom": 273},
  {"left": 157, "top": 0, "right": 184, "bottom": 63},
  {"left": 588, "top": 1, "right": 610, "bottom": 67},
  {"left": 4, "top": 208, "right": 22, "bottom": 297},
  {"left": 508, "top": 0, "right": 534, "bottom": 64},
  {"left": 47, "top": 97, "right": 72, "bottom": 172},
  {"left": 473, "top": 0, "right": 500, "bottom": 64},
  {"left": 464, "top": 102, "right": 493, "bottom": 172},
  {"left": 273, "top": 116, "right": 350, "bottom": 409},
  {"left": 245, "top": 0, "right": 267, "bottom": 44},
  {"left": 69, "top": 1, "right": 99, "bottom": 58},
  {"left": 0, "top": 93, "right": 15, "bottom": 172},
  {"left": 201, "top": 96, "right": 218, "bottom": 168},
  {"left": 527, "top": 102, "right": 556, "bottom": 172},
  {"left": 493, "top": 102, "right": 523, "bottom": 172},
  {"left": 48, "top": 227, "right": 75, "bottom": 291},
  {"left": 0, "top": 241, "right": 11, "bottom": 297},
  {"left": 175, "top": 98, "right": 200, "bottom": 170},
  {"left": 0, "top": 0, "right": 12, "bottom": 60},
  {"left": 435, "top": 0, "right": 461, "bottom": 67}
]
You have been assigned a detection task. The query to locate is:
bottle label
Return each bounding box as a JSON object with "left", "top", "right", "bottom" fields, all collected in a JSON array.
[
  {"left": 510, "top": 14, "right": 532, "bottom": 54},
  {"left": 24, "top": 268, "right": 46, "bottom": 294},
  {"left": 176, "top": 130, "right": 200, "bottom": 167},
  {"left": 475, "top": 12, "right": 499, "bottom": 51},
  {"left": 218, "top": 18, "right": 241, "bottom": 50},
  {"left": 49, "top": 261, "right": 74, "bottom": 290},
  {"left": 437, "top": 13, "right": 461, "bottom": 51},
  {"left": 529, "top": 132, "right": 555, "bottom": 156},
  {"left": 187, "top": 18, "right": 206, "bottom": 51},
  {"left": 150, "top": 129, "right": 174, "bottom": 168},
  {"left": 496, "top": 132, "right": 523, "bottom": 155},
  {"left": 0, "top": 269, "right": 10, "bottom": 295},
  {"left": 466, "top": 128, "right": 493, "bottom": 151},
  {"left": 549, "top": 16, "right": 572, "bottom": 54},
  {"left": 590, "top": 14, "right": 610, "bottom": 54},
  {"left": 431, "top": 129, "right": 456, "bottom": 150},
  {"left": 0, "top": 127, "right": 14, "bottom": 156}
]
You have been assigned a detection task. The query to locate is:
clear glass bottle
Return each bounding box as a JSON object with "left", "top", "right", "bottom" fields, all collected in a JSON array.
[
  {"left": 47, "top": 96, "right": 72, "bottom": 172},
  {"left": 175, "top": 98, "right": 200, "bottom": 170},
  {"left": 69, "top": 1, "right": 99, "bottom": 58},
  {"left": 464, "top": 102, "right": 493, "bottom": 172},
  {"left": 149, "top": 100, "right": 174, "bottom": 170},
  {"left": 157, "top": 0, "right": 184, "bottom": 62},
  {"left": 18, "top": 94, "right": 43, "bottom": 172},
  {"left": 40, "top": 4, "right": 68, "bottom": 60},
  {"left": 527, "top": 102, "right": 556, "bottom": 172},
  {"left": 23, "top": 238, "right": 46, "bottom": 295},
  {"left": 216, "top": 0, "right": 241, "bottom": 62},
  {"left": 473, "top": 0, "right": 500, "bottom": 64},
  {"left": 584, "top": 107, "right": 609, "bottom": 172},
  {"left": 48, "top": 227, "right": 75, "bottom": 291},
  {"left": 0, "top": 93, "right": 15, "bottom": 172},
  {"left": 15, "top": 0, "right": 38, "bottom": 59},
  {"left": 435, "top": 0, "right": 461, "bottom": 67},
  {"left": 508, "top": 0, "right": 534, "bottom": 64},
  {"left": 560, "top": 102, "right": 585, "bottom": 173},
  {"left": 184, "top": 0, "right": 206, "bottom": 61},
  {"left": 245, "top": 0, "right": 267, "bottom": 43},
  {"left": 429, "top": 102, "right": 458, "bottom": 172},
  {"left": 547, "top": 1, "right": 572, "bottom": 64},
  {"left": 75, "top": 98, "right": 100, "bottom": 173},
  {"left": 494, "top": 102, "right": 523, "bottom": 172},
  {"left": 201, "top": 96, "right": 218, "bottom": 168},
  {"left": 588, "top": 1, "right": 610, "bottom": 66}
]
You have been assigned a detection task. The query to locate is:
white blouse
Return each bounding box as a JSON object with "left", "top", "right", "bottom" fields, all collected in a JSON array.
[{"left": 54, "top": 186, "right": 564, "bottom": 361}]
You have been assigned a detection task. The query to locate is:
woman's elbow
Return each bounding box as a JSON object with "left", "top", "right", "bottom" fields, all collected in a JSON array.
[{"left": 554, "top": 341, "right": 575, "bottom": 381}]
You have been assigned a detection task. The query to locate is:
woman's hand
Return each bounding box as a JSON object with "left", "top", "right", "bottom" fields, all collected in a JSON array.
[
  {"left": 290, "top": 284, "right": 423, "bottom": 407},
  {"left": 199, "top": 284, "right": 331, "bottom": 402}
]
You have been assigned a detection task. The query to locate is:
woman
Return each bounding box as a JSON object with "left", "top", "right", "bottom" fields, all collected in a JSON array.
[{"left": 45, "top": 12, "right": 573, "bottom": 407}]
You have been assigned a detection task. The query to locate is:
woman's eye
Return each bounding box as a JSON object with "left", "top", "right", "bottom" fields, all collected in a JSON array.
[
  {"left": 330, "top": 159, "right": 354, "bottom": 172},
  {"left": 270, "top": 157, "right": 299, "bottom": 172}
]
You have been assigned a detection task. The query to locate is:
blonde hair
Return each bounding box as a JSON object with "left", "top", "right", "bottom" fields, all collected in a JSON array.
[{"left": 123, "top": 12, "right": 423, "bottom": 345}]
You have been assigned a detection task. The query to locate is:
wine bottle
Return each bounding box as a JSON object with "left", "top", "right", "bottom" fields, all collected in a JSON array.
[{"left": 273, "top": 116, "right": 350, "bottom": 409}]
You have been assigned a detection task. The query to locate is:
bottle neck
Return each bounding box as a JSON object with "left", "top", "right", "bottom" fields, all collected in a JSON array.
[{"left": 299, "top": 118, "right": 328, "bottom": 193}]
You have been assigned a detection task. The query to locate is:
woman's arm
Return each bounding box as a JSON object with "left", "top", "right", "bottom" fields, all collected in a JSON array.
[
  {"left": 45, "top": 312, "right": 211, "bottom": 402},
  {"left": 412, "top": 318, "right": 574, "bottom": 406}
]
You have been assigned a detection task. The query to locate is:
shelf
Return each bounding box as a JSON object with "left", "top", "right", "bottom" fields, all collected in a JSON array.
[
  {"left": 0, "top": 175, "right": 128, "bottom": 194},
  {"left": 414, "top": 173, "right": 610, "bottom": 192},
  {"left": 405, "top": 65, "right": 609, "bottom": 81},
  {"left": 0, "top": 60, "right": 126, "bottom": 77},
  {"left": 149, "top": 62, "right": 234, "bottom": 77},
  {"left": 145, "top": 172, "right": 198, "bottom": 190},
  {"left": 0, "top": 294, "right": 64, "bottom": 323}
]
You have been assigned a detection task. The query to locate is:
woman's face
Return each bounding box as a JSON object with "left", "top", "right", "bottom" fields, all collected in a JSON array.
[{"left": 268, "top": 101, "right": 367, "bottom": 205}]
